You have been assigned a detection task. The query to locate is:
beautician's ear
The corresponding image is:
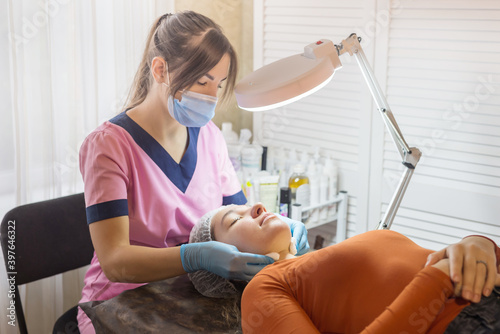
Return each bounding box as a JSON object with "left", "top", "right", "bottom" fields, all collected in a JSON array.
[{"left": 151, "top": 56, "right": 166, "bottom": 83}]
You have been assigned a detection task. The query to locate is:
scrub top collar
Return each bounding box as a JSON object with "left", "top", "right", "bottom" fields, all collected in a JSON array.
[{"left": 110, "top": 112, "right": 199, "bottom": 193}]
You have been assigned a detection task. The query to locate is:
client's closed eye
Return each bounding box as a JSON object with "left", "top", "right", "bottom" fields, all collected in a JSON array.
[{"left": 230, "top": 217, "right": 242, "bottom": 227}]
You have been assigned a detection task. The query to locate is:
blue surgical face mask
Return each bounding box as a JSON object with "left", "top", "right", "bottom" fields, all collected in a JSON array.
[{"left": 163, "top": 83, "right": 218, "bottom": 128}]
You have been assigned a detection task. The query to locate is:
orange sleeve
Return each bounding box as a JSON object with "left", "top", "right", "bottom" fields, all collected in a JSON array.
[
  {"left": 361, "top": 266, "right": 454, "bottom": 334},
  {"left": 241, "top": 231, "right": 455, "bottom": 333},
  {"left": 241, "top": 273, "right": 320, "bottom": 334},
  {"left": 242, "top": 266, "right": 453, "bottom": 334}
]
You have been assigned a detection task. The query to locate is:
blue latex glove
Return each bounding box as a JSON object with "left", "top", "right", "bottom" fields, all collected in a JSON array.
[
  {"left": 180, "top": 241, "right": 274, "bottom": 281},
  {"left": 276, "top": 215, "right": 310, "bottom": 255}
]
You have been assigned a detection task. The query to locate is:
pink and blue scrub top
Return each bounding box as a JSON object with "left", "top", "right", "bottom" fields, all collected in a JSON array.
[{"left": 78, "top": 112, "right": 246, "bottom": 303}]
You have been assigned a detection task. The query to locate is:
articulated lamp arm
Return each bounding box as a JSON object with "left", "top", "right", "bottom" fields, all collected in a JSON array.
[
  {"left": 338, "top": 34, "right": 422, "bottom": 230},
  {"left": 234, "top": 33, "right": 421, "bottom": 230}
]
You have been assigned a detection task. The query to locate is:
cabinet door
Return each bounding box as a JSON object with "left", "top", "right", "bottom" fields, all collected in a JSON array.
[
  {"left": 253, "top": 0, "right": 500, "bottom": 248},
  {"left": 371, "top": 0, "right": 500, "bottom": 249},
  {"left": 253, "top": 0, "right": 377, "bottom": 238}
]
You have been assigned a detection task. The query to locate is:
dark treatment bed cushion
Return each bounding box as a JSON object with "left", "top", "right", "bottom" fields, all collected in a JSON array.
[{"left": 79, "top": 274, "right": 241, "bottom": 333}]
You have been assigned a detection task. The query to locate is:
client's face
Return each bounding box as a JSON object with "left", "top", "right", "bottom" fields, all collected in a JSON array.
[{"left": 211, "top": 203, "right": 292, "bottom": 255}]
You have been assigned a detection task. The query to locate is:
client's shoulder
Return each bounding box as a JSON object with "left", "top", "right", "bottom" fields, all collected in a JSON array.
[{"left": 348, "top": 229, "right": 412, "bottom": 243}]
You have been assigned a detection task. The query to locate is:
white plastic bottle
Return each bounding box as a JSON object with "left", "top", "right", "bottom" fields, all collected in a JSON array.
[
  {"left": 239, "top": 128, "right": 252, "bottom": 145},
  {"left": 329, "top": 163, "right": 338, "bottom": 218},
  {"left": 286, "top": 147, "right": 298, "bottom": 174},
  {"left": 319, "top": 173, "right": 329, "bottom": 221},
  {"left": 274, "top": 147, "right": 289, "bottom": 189},
  {"left": 221, "top": 122, "right": 238, "bottom": 143},
  {"left": 239, "top": 129, "right": 263, "bottom": 180},
  {"left": 307, "top": 159, "right": 320, "bottom": 223},
  {"left": 313, "top": 146, "right": 321, "bottom": 166},
  {"left": 227, "top": 142, "right": 243, "bottom": 183},
  {"left": 323, "top": 155, "right": 338, "bottom": 219},
  {"left": 222, "top": 122, "right": 243, "bottom": 184},
  {"left": 264, "top": 146, "right": 274, "bottom": 173},
  {"left": 299, "top": 150, "right": 309, "bottom": 166}
]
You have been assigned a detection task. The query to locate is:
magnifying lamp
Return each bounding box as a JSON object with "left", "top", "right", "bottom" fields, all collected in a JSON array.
[{"left": 234, "top": 33, "right": 422, "bottom": 230}]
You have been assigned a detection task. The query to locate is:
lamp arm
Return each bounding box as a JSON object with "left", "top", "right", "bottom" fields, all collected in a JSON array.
[
  {"left": 377, "top": 167, "right": 415, "bottom": 229},
  {"left": 339, "top": 34, "right": 411, "bottom": 161},
  {"left": 338, "top": 34, "right": 422, "bottom": 230}
]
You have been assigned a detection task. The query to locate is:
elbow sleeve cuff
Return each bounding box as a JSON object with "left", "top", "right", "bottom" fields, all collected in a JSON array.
[{"left": 86, "top": 199, "right": 128, "bottom": 224}]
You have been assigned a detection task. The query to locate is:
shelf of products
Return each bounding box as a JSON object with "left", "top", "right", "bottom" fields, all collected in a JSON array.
[{"left": 301, "top": 191, "right": 348, "bottom": 243}]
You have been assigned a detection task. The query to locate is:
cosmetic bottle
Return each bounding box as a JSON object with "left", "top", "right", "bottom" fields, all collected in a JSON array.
[
  {"left": 229, "top": 148, "right": 244, "bottom": 185},
  {"left": 288, "top": 147, "right": 298, "bottom": 166},
  {"left": 323, "top": 155, "right": 338, "bottom": 218},
  {"left": 221, "top": 122, "right": 238, "bottom": 143},
  {"left": 288, "top": 164, "right": 310, "bottom": 207},
  {"left": 264, "top": 146, "right": 275, "bottom": 173},
  {"left": 307, "top": 159, "right": 320, "bottom": 223},
  {"left": 329, "top": 165, "right": 338, "bottom": 218},
  {"left": 299, "top": 150, "right": 309, "bottom": 166},
  {"left": 221, "top": 122, "right": 242, "bottom": 183},
  {"left": 279, "top": 187, "right": 291, "bottom": 218},
  {"left": 258, "top": 172, "right": 279, "bottom": 213},
  {"left": 319, "top": 173, "right": 328, "bottom": 221},
  {"left": 286, "top": 148, "right": 299, "bottom": 182},
  {"left": 240, "top": 129, "right": 263, "bottom": 180},
  {"left": 291, "top": 203, "right": 302, "bottom": 222},
  {"left": 274, "top": 147, "right": 289, "bottom": 189},
  {"left": 244, "top": 179, "right": 255, "bottom": 205},
  {"left": 274, "top": 146, "right": 285, "bottom": 173},
  {"left": 313, "top": 146, "right": 321, "bottom": 166}
]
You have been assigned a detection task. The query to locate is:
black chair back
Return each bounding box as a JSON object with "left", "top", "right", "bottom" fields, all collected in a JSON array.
[{"left": 0, "top": 193, "right": 94, "bottom": 333}]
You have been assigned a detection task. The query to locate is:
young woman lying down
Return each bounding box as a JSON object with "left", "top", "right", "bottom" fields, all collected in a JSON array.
[{"left": 188, "top": 203, "right": 500, "bottom": 333}]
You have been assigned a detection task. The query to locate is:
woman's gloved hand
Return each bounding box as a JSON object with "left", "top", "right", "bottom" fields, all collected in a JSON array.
[
  {"left": 276, "top": 215, "right": 310, "bottom": 255},
  {"left": 180, "top": 241, "right": 274, "bottom": 281}
]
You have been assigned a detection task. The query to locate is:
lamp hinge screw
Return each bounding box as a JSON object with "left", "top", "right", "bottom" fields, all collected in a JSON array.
[{"left": 335, "top": 44, "right": 342, "bottom": 54}]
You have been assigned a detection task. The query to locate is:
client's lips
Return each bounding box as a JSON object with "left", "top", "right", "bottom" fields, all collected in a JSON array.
[{"left": 260, "top": 212, "right": 276, "bottom": 226}]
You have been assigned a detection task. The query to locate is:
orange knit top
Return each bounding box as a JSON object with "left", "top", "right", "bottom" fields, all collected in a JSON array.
[{"left": 241, "top": 230, "right": 500, "bottom": 334}]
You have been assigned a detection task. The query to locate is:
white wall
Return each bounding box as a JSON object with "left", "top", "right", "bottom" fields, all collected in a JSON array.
[{"left": 252, "top": 0, "right": 500, "bottom": 249}]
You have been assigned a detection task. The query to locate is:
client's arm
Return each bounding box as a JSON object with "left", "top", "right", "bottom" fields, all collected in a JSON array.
[
  {"left": 241, "top": 264, "right": 453, "bottom": 334},
  {"left": 425, "top": 236, "right": 500, "bottom": 302},
  {"left": 241, "top": 273, "right": 320, "bottom": 334},
  {"left": 361, "top": 265, "right": 453, "bottom": 334}
]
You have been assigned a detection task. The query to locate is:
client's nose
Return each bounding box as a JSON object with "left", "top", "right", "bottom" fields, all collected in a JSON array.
[{"left": 250, "top": 202, "right": 267, "bottom": 218}]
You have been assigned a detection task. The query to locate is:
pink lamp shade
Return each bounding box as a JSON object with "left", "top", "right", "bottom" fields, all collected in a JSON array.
[{"left": 234, "top": 39, "right": 343, "bottom": 112}]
